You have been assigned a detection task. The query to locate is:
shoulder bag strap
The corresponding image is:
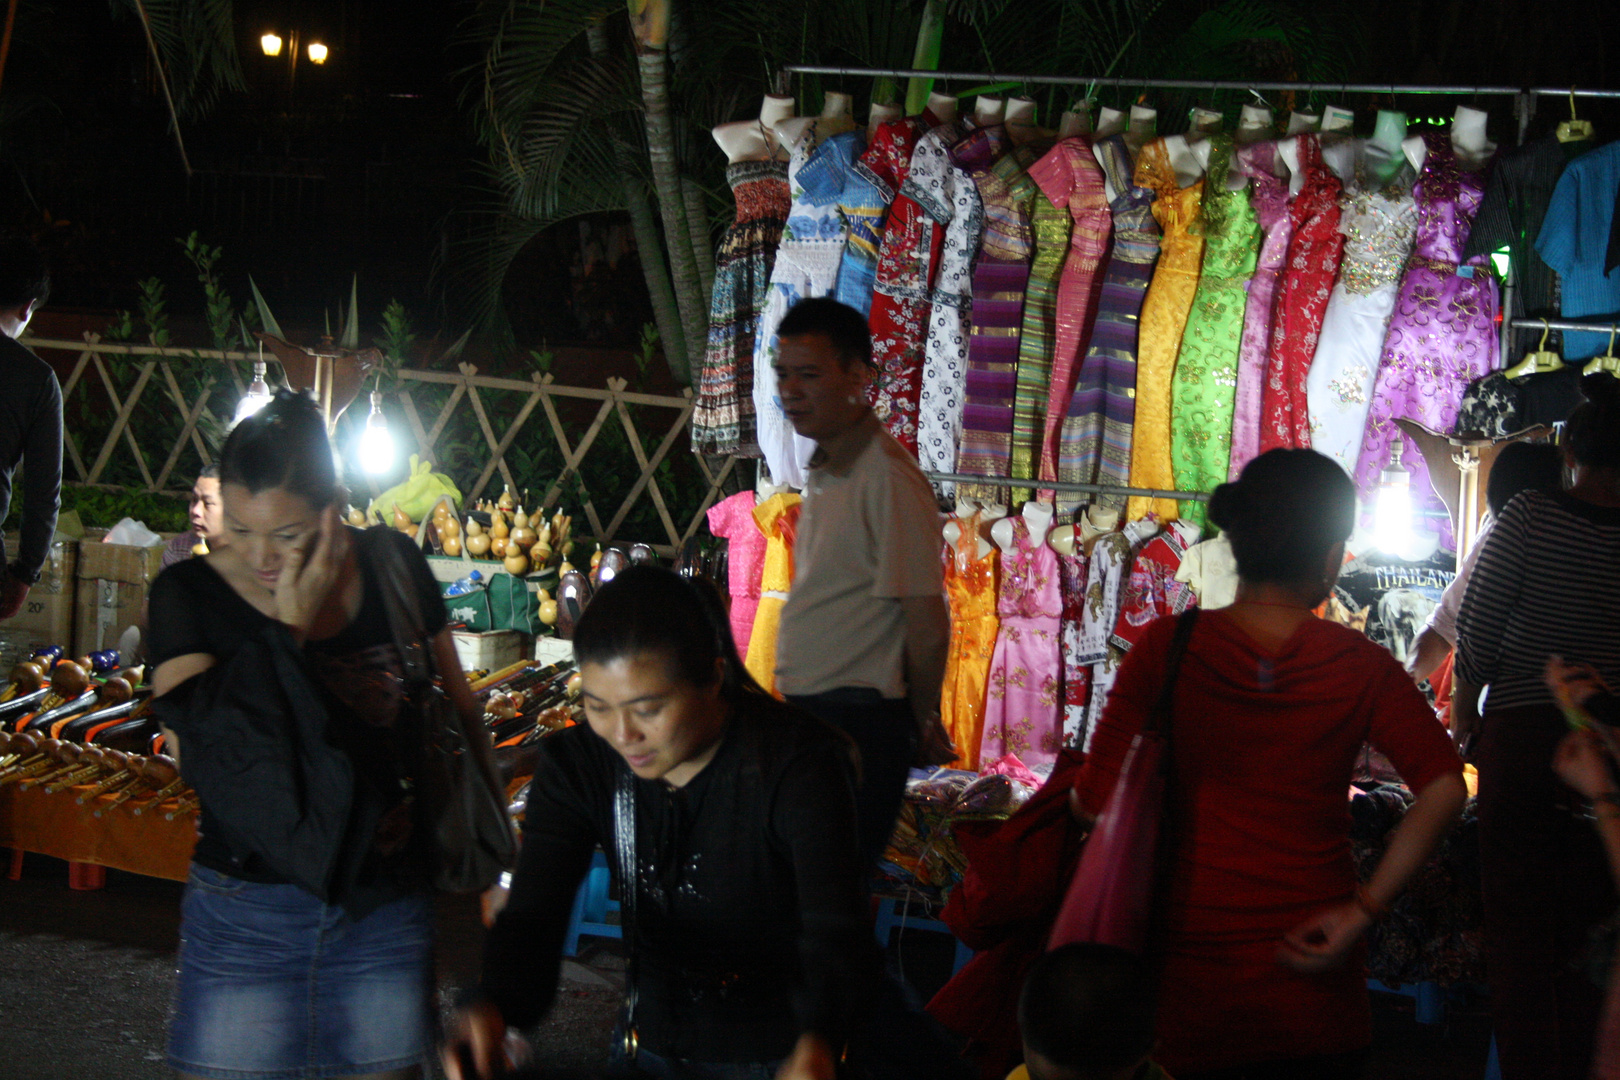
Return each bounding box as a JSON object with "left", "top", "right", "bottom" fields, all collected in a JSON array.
[
  {"left": 369, "top": 528, "right": 435, "bottom": 690},
  {"left": 614, "top": 766, "right": 640, "bottom": 1060},
  {"left": 1145, "top": 608, "right": 1200, "bottom": 738}
]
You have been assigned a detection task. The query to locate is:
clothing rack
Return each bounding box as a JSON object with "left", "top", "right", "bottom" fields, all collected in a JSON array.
[
  {"left": 922, "top": 470, "right": 1211, "bottom": 503},
  {"left": 1507, "top": 317, "right": 1620, "bottom": 336}
]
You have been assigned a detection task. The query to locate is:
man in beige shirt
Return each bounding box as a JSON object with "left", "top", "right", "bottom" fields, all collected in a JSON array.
[{"left": 772, "top": 297, "right": 948, "bottom": 868}]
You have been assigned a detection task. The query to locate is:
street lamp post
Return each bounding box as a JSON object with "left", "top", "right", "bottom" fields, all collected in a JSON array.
[{"left": 259, "top": 27, "right": 330, "bottom": 92}]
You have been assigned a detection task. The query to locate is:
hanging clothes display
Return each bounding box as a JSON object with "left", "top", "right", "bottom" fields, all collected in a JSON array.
[
  {"left": 1110, "top": 519, "right": 1201, "bottom": 655},
  {"left": 706, "top": 490, "right": 768, "bottom": 656},
  {"left": 1306, "top": 142, "right": 1419, "bottom": 475},
  {"left": 956, "top": 129, "right": 1040, "bottom": 502},
  {"left": 691, "top": 158, "right": 790, "bottom": 456},
  {"left": 1127, "top": 138, "right": 1206, "bottom": 522},
  {"left": 1227, "top": 141, "right": 1292, "bottom": 480},
  {"left": 941, "top": 517, "right": 1001, "bottom": 772},
  {"left": 1082, "top": 519, "right": 1160, "bottom": 733},
  {"left": 1028, "top": 137, "right": 1111, "bottom": 491},
  {"left": 917, "top": 135, "right": 988, "bottom": 494},
  {"left": 1261, "top": 134, "right": 1347, "bottom": 454},
  {"left": 743, "top": 491, "right": 802, "bottom": 694},
  {"left": 1008, "top": 144, "right": 1072, "bottom": 501},
  {"left": 838, "top": 121, "right": 913, "bottom": 317},
  {"left": 980, "top": 515, "right": 1064, "bottom": 768},
  {"left": 1056, "top": 136, "right": 1161, "bottom": 506},
  {"left": 1169, "top": 135, "right": 1260, "bottom": 525},
  {"left": 1536, "top": 141, "right": 1620, "bottom": 360},
  {"left": 1354, "top": 131, "right": 1499, "bottom": 548},
  {"left": 869, "top": 119, "right": 966, "bottom": 453},
  {"left": 752, "top": 125, "right": 865, "bottom": 487},
  {"left": 1056, "top": 543, "right": 1094, "bottom": 751}
]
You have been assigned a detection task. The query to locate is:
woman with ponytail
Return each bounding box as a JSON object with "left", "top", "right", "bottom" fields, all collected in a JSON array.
[
  {"left": 1071, "top": 449, "right": 1465, "bottom": 1079},
  {"left": 445, "top": 566, "right": 882, "bottom": 1080},
  {"left": 1457, "top": 374, "right": 1620, "bottom": 1079}
]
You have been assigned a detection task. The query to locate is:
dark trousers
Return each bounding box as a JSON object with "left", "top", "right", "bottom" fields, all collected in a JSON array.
[
  {"left": 788, "top": 690, "right": 916, "bottom": 871},
  {"left": 1477, "top": 705, "right": 1616, "bottom": 1080},
  {"left": 1181, "top": 1049, "right": 1367, "bottom": 1080}
]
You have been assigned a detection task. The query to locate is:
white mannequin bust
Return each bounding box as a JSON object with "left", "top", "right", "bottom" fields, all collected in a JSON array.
[
  {"left": 868, "top": 102, "right": 902, "bottom": 140},
  {"left": 756, "top": 465, "right": 792, "bottom": 502},
  {"left": 1093, "top": 106, "right": 1126, "bottom": 138},
  {"left": 1371, "top": 110, "right": 1408, "bottom": 157},
  {"left": 1048, "top": 522, "right": 1080, "bottom": 556},
  {"left": 776, "top": 92, "right": 856, "bottom": 150},
  {"left": 1236, "top": 105, "right": 1273, "bottom": 144},
  {"left": 943, "top": 503, "right": 995, "bottom": 562},
  {"left": 1286, "top": 111, "right": 1320, "bottom": 135},
  {"left": 1124, "top": 104, "right": 1158, "bottom": 155},
  {"left": 1279, "top": 134, "right": 1312, "bottom": 196},
  {"left": 928, "top": 92, "right": 959, "bottom": 125},
  {"left": 1321, "top": 105, "right": 1356, "bottom": 133},
  {"left": 711, "top": 94, "right": 796, "bottom": 163},
  {"left": 1404, "top": 104, "right": 1495, "bottom": 173},
  {"left": 1189, "top": 107, "right": 1224, "bottom": 136},
  {"left": 1163, "top": 133, "right": 1208, "bottom": 188},
  {"left": 1078, "top": 504, "right": 1121, "bottom": 553},
  {"left": 1006, "top": 96, "right": 1046, "bottom": 145},
  {"left": 1320, "top": 134, "right": 1356, "bottom": 182},
  {"left": 974, "top": 95, "right": 1006, "bottom": 127},
  {"left": 992, "top": 499, "right": 1053, "bottom": 552},
  {"left": 1058, "top": 106, "right": 1092, "bottom": 139}
]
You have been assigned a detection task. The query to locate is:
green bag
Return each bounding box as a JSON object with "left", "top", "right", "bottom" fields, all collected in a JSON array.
[{"left": 439, "top": 571, "right": 541, "bottom": 635}]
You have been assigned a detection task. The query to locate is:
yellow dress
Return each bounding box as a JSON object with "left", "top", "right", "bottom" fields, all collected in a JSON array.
[
  {"left": 1127, "top": 138, "right": 1205, "bottom": 523},
  {"left": 744, "top": 492, "right": 802, "bottom": 694},
  {"left": 940, "top": 516, "right": 1000, "bottom": 771}
]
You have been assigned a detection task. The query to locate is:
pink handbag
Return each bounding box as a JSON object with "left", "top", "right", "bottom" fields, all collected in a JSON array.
[{"left": 1049, "top": 610, "right": 1199, "bottom": 953}]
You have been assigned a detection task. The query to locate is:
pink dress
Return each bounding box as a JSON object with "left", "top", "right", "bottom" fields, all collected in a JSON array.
[
  {"left": 705, "top": 491, "right": 767, "bottom": 657},
  {"left": 1229, "top": 142, "right": 1293, "bottom": 478},
  {"left": 980, "top": 516, "right": 1064, "bottom": 768}
]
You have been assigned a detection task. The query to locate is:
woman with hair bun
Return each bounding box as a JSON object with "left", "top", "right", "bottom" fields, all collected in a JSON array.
[
  {"left": 1457, "top": 374, "right": 1620, "bottom": 1079},
  {"left": 1073, "top": 448, "right": 1466, "bottom": 1079}
]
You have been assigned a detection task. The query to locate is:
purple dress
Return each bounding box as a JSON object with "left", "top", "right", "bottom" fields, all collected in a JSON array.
[
  {"left": 1228, "top": 142, "right": 1293, "bottom": 479},
  {"left": 1353, "top": 132, "right": 1498, "bottom": 549},
  {"left": 980, "top": 515, "right": 1064, "bottom": 769}
]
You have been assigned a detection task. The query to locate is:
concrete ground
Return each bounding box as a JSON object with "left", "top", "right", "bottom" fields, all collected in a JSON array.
[{"left": 0, "top": 856, "right": 1493, "bottom": 1078}]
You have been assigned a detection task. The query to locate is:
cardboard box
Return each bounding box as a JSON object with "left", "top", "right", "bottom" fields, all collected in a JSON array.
[
  {"left": 533, "top": 636, "right": 574, "bottom": 666},
  {"left": 0, "top": 535, "right": 78, "bottom": 666},
  {"left": 452, "top": 629, "right": 524, "bottom": 674},
  {"left": 74, "top": 536, "right": 165, "bottom": 657}
]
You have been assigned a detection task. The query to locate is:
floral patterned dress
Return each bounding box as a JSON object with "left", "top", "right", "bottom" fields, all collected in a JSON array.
[
  {"left": 941, "top": 517, "right": 1000, "bottom": 771},
  {"left": 1057, "top": 545, "right": 1094, "bottom": 750},
  {"left": 1227, "top": 142, "right": 1292, "bottom": 479},
  {"left": 837, "top": 122, "right": 910, "bottom": 317},
  {"left": 1260, "top": 134, "right": 1346, "bottom": 454},
  {"left": 1169, "top": 136, "right": 1260, "bottom": 526},
  {"left": 691, "top": 159, "right": 790, "bottom": 456},
  {"left": 705, "top": 491, "right": 768, "bottom": 656},
  {"left": 980, "top": 515, "right": 1064, "bottom": 769},
  {"left": 1354, "top": 132, "right": 1499, "bottom": 551}
]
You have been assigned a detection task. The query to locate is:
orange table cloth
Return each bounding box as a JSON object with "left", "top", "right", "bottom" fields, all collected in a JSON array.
[{"left": 0, "top": 783, "right": 197, "bottom": 882}]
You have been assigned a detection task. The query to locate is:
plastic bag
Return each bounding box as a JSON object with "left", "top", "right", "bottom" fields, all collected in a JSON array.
[
  {"left": 103, "top": 518, "right": 163, "bottom": 547},
  {"left": 367, "top": 455, "right": 462, "bottom": 524}
]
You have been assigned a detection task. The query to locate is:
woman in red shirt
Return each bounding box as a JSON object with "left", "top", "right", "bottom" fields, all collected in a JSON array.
[{"left": 1074, "top": 449, "right": 1467, "bottom": 1079}]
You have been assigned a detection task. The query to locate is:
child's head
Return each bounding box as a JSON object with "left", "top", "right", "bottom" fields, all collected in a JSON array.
[{"left": 1019, "top": 944, "right": 1156, "bottom": 1080}]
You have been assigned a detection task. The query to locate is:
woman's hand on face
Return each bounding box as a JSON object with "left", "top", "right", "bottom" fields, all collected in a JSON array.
[
  {"left": 1554, "top": 728, "right": 1618, "bottom": 802},
  {"left": 441, "top": 1001, "right": 508, "bottom": 1080},
  {"left": 1277, "top": 902, "right": 1372, "bottom": 974},
  {"left": 274, "top": 503, "right": 347, "bottom": 637},
  {"left": 775, "top": 1033, "right": 837, "bottom": 1080}
]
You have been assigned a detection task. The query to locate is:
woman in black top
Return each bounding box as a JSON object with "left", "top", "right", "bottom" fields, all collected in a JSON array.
[
  {"left": 150, "top": 391, "right": 469, "bottom": 1080},
  {"left": 444, "top": 566, "right": 879, "bottom": 1080}
]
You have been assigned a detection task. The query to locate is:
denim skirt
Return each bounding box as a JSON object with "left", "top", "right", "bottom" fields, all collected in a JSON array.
[{"left": 167, "top": 863, "right": 434, "bottom": 1078}]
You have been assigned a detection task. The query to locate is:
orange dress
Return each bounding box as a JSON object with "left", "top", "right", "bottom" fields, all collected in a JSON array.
[
  {"left": 940, "top": 516, "right": 1000, "bottom": 771},
  {"left": 1127, "top": 138, "right": 1206, "bottom": 522},
  {"left": 743, "top": 492, "right": 802, "bottom": 695}
]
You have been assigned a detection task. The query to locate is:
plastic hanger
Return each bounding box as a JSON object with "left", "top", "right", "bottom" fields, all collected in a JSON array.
[
  {"left": 1583, "top": 328, "right": 1620, "bottom": 377},
  {"left": 1503, "top": 319, "right": 1564, "bottom": 379},
  {"left": 1558, "top": 88, "right": 1595, "bottom": 144}
]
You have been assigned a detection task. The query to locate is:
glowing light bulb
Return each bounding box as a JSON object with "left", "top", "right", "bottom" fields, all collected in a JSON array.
[
  {"left": 233, "top": 360, "right": 273, "bottom": 425},
  {"left": 307, "top": 42, "right": 328, "bottom": 65},
  {"left": 1374, "top": 440, "right": 1416, "bottom": 558},
  {"left": 358, "top": 392, "right": 395, "bottom": 475},
  {"left": 260, "top": 33, "right": 283, "bottom": 57}
]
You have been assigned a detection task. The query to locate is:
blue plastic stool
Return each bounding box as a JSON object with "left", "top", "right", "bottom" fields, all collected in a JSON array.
[
  {"left": 873, "top": 895, "right": 973, "bottom": 975},
  {"left": 1366, "top": 978, "right": 1446, "bottom": 1024},
  {"left": 563, "top": 849, "right": 622, "bottom": 957}
]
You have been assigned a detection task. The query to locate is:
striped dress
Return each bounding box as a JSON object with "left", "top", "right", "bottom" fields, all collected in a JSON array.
[
  {"left": 1056, "top": 136, "right": 1161, "bottom": 509},
  {"left": 954, "top": 128, "right": 1039, "bottom": 501},
  {"left": 1227, "top": 142, "right": 1293, "bottom": 479},
  {"left": 1007, "top": 148, "right": 1072, "bottom": 503}
]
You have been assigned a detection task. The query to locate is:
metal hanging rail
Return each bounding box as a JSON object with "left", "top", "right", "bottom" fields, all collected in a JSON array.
[
  {"left": 923, "top": 470, "right": 1211, "bottom": 503},
  {"left": 1508, "top": 317, "right": 1620, "bottom": 335},
  {"left": 782, "top": 66, "right": 1620, "bottom": 100}
]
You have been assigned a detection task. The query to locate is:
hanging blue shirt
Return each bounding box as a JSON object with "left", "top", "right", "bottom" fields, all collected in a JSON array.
[{"left": 1535, "top": 141, "right": 1620, "bottom": 359}]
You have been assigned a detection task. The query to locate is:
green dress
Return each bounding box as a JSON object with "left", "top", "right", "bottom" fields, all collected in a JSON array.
[
  {"left": 1010, "top": 145, "right": 1070, "bottom": 504},
  {"left": 1169, "top": 135, "right": 1260, "bottom": 527}
]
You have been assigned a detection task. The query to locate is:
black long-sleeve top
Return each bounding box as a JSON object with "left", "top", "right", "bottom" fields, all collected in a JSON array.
[
  {"left": 480, "top": 699, "right": 879, "bottom": 1063},
  {"left": 0, "top": 335, "right": 62, "bottom": 581}
]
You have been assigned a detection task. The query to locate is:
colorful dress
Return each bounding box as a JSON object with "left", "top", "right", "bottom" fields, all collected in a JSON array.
[
  {"left": 1354, "top": 132, "right": 1499, "bottom": 550},
  {"left": 742, "top": 492, "right": 802, "bottom": 695},
  {"left": 981, "top": 516, "right": 1064, "bottom": 768},
  {"left": 691, "top": 159, "right": 789, "bottom": 456},
  {"left": 1057, "top": 545, "right": 1094, "bottom": 750},
  {"left": 752, "top": 126, "right": 865, "bottom": 487},
  {"left": 1109, "top": 519, "right": 1201, "bottom": 655},
  {"left": 941, "top": 518, "right": 1000, "bottom": 771},
  {"left": 1169, "top": 136, "right": 1260, "bottom": 525},
  {"left": 1227, "top": 141, "right": 1292, "bottom": 479},
  {"left": 1082, "top": 519, "right": 1159, "bottom": 732},
  {"left": 917, "top": 141, "right": 987, "bottom": 496},
  {"left": 837, "top": 122, "right": 910, "bottom": 317},
  {"left": 1057, "top": 137, "right": 1160, "bottom": 508},
  {"left": 1127, "top": 139, "right": 1206, "bottom": 522},
  {"left": 705, "top": 491, "right": 768, "bottom": 657},
  {"left": 1306, "top": 143, "right": 1419, "bottom": 475},
  {"left": 1261, "top": 134, "right": 1346, "bottom": 454},
  {"left": 1008, "top": 146, "right": 1073, "bottom": 502},
  {"left": 869, "top": 120, "right": 962, "bottom": 452},
  {"left": 955, "top": 129, "right": 1038, "bottom": 502},
  {"left": 1028, "top": 137, "right": 1111, "bottom": 491}
]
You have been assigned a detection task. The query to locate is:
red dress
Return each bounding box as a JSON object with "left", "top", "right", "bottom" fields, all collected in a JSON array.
[
  {"left": 1260, "top": 135, "right": 1346, "bottom": 452},
  {"left": 1074, "top": 611, "right": 1461, "bottom": 1075}
]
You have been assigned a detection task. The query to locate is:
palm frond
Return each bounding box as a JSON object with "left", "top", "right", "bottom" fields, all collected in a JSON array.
[{"left": 108, "top": 0, "right": 244, "bottom": 118}]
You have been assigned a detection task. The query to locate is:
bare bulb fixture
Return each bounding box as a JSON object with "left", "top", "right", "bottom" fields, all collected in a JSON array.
[
  {"left": 260, "top": 33, "right": 283, "bottom": 57},
  {"left": 307, "top": 42, "right": 329, "bottom": 65}
]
